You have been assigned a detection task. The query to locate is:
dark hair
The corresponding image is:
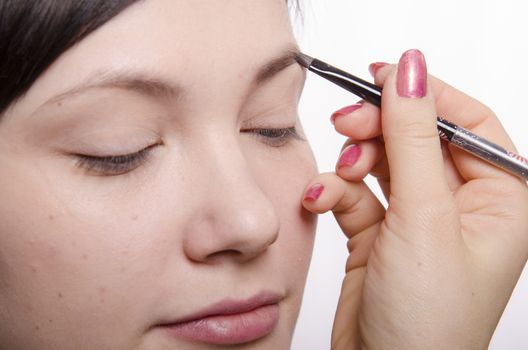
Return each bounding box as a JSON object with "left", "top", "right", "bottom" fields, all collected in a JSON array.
[
  {"left": 0, "top": 0, "right": 300, "bottom": 117},
  {"left": 0, "top": 0, "right": 140, "bottom": 116}
]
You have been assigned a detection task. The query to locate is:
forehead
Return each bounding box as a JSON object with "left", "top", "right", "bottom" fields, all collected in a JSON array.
[{"left": 14, "top": 0, "right": 296, "bottom": 116}]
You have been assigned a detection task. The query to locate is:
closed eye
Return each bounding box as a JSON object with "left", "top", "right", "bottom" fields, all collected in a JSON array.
[
  {"left": 243, "top": 127, "right": 303, "bottom": 147},
  {"left": 73, "top": 143, "right": 160, "bottom": 176},
  {"left": 72, "top": 126, "right": 301, "bottom": 176}
]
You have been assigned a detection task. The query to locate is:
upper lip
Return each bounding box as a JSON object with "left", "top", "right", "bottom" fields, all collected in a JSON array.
[{"left": 158, "top": 291, "right": 283, "bottom": 326}]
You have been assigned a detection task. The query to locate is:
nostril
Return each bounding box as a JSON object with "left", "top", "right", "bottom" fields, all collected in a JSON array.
[
  {"left": 207, "top": 249, "right": 242, "bottom": 259},
  {"left": 182, "top": 203, "right": 280, "bottom": 264},
  {"left": 205, "top": 246, "right": 273, "bottom": 264}
]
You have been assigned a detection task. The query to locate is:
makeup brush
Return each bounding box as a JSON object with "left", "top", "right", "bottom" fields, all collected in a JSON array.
[{"left": 296, "top": 52, "right": 528, "bottom": 180}]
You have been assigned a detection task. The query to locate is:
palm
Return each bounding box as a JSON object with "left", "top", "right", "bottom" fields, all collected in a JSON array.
[
  {"left": 303, "top": 65, "right": 528, "bottom": 349},
  {"left": 331, "top": 149, "right": 527, "bottom": 350}
]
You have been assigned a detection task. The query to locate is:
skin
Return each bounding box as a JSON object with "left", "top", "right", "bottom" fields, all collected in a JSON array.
[
  {"left": 0, "top": 1, "right": 318, "bottom": 349},
  {"left": 303, "top": 57, "right": 528, "bottom": 349},
  {"left": 1, "top": 1, "right": 526, "bottom": 349}
]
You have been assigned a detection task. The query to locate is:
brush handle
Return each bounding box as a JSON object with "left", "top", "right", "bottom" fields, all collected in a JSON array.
[
  {"left": 437, "top": 118, "right": 528, "bottom": 179},
  {"left": 308, "top": 58, "right": 528, "bottom": 180}
]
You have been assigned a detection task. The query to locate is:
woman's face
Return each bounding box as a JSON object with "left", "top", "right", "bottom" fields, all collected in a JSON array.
[{"left": 0, "top": 1, "right": 317, "bottom": 349}]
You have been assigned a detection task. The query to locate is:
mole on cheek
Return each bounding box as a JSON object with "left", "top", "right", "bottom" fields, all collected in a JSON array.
[{"left": 99, "top": 287, "right": 106, "bottom": 304}]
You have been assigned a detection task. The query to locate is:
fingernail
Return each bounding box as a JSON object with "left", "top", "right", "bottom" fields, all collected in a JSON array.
[
  {"left": 330, "top": 102, "right": 364, "bottom": 124},
  {"left": 304, "top": 183, "right": 324, "bottom": 201},
  {"left": 337, "top": 144, "right": 361, "bottom": 168},
  {"left": 397, "top": 49, "right": 427, "bottom": 98},
  {"left": 368, "top": 62, "right": 389, "bottom": 77}
]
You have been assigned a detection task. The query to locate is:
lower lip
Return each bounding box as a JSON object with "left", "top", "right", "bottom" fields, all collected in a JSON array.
[{"left": 162, "top": 303, "right": 279, "bottom": 345}]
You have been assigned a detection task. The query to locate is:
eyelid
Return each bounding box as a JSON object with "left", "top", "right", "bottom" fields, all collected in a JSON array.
[
  {"left": 242, "top": 126, "right": 305, "bottom": 147},
  {"left": 249, "top": 127, "right": 303, "bottom": 140},
  {"left": 73, "top": 143, "right": 160, "bottom": 176}
]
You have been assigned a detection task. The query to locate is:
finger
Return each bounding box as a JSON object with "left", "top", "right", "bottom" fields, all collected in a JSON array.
[
  {"left": 369, "top": 141, "right": 466, "bottom": 196},
  {"left": 332, "top": 101, "right": 382, "bottom": 141},
  {"left": 302, "top": 175, "right": 385, "bottom": 350},
  {"left": 331, "top": 267, "right": 365, "bottom": 350},
  {"left": 335, "top": 139, "right": 384, "bottom": 182},
  {"left": 330, "top": 98, "right": 391, "bottom": 197},
  {"left": 373, "top": 60, "right": 524, "bottom": 183},
  {"left": 372, "top": 49, "right": 451, "bottom": 203},
  {"left": 302, "top": 173, "right": 385, "bottom": 237},
  {"left": 432, "top": 75, "right": 515, "bottom": 151},
  {"left": 369, "top": 63, "right": 465, "bottom": 193},
  {"left": 345, "top": 222, "right": 380, "bottom": 272},
  {"left": 440, "top": 142, "right": 466, "bottom": 191},
  {"left": 369, "top": 150, "right": 391, "bottom": 199},
  {"left": 433, "top": 75, "right": 523, "bottom": 183}
]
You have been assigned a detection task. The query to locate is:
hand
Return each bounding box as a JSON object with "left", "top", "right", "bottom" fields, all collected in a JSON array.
[{"left": 302, "top": 49, "right": 528, "bottom": 350}]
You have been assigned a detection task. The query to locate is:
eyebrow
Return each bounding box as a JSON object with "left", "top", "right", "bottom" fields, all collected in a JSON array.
[
  {"left": 45, "top": 71, "right": 181, "bottom": 106},
  {"left": 43, "top": 47, "right": 304, "bottom": 107},
  {"left": 254, "top": 47, "right": 303, "bottom": 84}
]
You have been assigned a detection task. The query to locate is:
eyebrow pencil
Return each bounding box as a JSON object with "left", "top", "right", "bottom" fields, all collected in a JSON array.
[{"left": 296, "top": 53, "right": 528, "bottom": 181}]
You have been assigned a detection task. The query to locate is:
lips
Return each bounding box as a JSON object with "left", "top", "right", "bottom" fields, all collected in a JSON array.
[{"left": 158, "top": 292, "right": 282, "bottom": 345}]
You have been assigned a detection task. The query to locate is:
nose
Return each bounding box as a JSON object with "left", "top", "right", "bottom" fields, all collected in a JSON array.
[{"left": 182, "top": 136, "right": 280, "bottom": 264}]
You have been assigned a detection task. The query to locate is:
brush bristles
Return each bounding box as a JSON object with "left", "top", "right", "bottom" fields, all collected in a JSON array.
[{"left": 295, "top": 52, "right": 314, "bottom": 68}]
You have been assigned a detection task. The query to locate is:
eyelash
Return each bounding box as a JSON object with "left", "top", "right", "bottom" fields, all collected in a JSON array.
[
  {"left": 243, "top": 126, "right": 301, "bottom": 147},
  {"left": 74, "top": 127, "right": 300, "bottom": 176},
  {"left": 74, "top": 143, "right": 159, "bottom": 176}
]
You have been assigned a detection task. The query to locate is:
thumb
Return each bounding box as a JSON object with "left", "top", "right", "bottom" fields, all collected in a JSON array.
[{"left": 376, "top": 49, "right": 450, "bottom": 203}]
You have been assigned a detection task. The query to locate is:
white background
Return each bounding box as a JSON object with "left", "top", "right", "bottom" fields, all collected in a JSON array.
[{"left": 291, "top": 1, "right": 528, "bottom": 349}]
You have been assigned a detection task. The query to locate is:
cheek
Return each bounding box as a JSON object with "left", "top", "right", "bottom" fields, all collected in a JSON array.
[
  {"left": 249, "top": 144, "right": 318, "bottom": 332},
  {"left": 252, "top": 144, "right": 318, "bottom": 277},
  {"left": 0, "top": 137, "right": 318, "bottom": 345},
  {"left": 0, "top": 158, "right": 177, "bottom": 345}
]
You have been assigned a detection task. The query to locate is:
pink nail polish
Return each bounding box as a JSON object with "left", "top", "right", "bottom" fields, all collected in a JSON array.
[
  {"left": 337, "top": 144, "right": 361, "bottom": 168},
  {"left": 330, "top": 102, "right": 363, "bottom": 124},
  {"left": 368, "top": 62, "right": 389, "bottom": 77},
  {"left": 304, "top": 183, "right": 324, "bottom": 201},
  {"left": 397, "top": 49, "right": 427, "bottom": 98}
]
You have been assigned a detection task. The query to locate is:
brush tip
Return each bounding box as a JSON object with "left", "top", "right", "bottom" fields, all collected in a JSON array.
[{"left": 295, "top": 52, "right": 314, "bottom": 68}]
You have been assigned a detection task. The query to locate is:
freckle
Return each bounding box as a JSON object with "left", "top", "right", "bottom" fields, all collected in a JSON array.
[
  {"left": 35, "top": 324, "right": 41, "bottom": 331},
  {"left": 57, "top": 292, "right": 63, "bottom": 299},
  {"left": 99, "top": 298, "right": 105, "bottom": 303},
  {"left": 131, "top": 214, "right": 139, "bottom": 221},
  {"left": 30, "top": 265, "right": 38, "bottom": 273},
  {"left": 121, "top": 250, "right": 129, "bottom": 256},
  {"left": 48, "top": 215, "right": 54, "bottom": 221},
  {"left": 57, "top": 101, "right": 62, "bottom": 107},
  {"left": 98, "top": 287, "right": 106, "bottom": 295},
  {"left": 48, "top": 319, "right": 53, "bottom": 324},
  {"left": 82, "top": 254, "right": 88, "bottom": 260},
  {"left": 120, "top": 266, "right": 127, "bottom": 273},
  {"left": 47, "top": 246, "right": 58, "bottom": 259},
  {"left": 417, "top": 262, "right": 422, "bottom": 267}
]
